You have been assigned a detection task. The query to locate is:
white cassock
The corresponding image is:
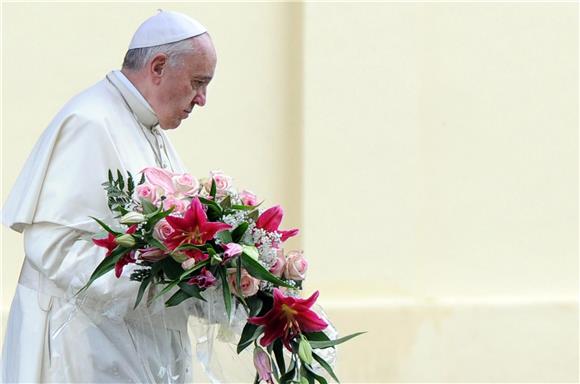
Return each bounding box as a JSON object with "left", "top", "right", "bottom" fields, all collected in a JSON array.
[{"left": 1, "top": 70, "right": 197, "bottom": 383}]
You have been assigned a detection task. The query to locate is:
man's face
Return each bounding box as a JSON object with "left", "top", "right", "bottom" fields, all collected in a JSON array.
[{"left": 152, "top": 37, "right": 217, "bottom": 129}]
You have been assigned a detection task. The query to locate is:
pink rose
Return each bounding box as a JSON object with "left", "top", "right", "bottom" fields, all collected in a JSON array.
[
  {"left": 284, "top": 250, "right": 308, "bottom": 281},
  {"left": 136, "top": 183, "right": 157, "bottom": 202},
  {"left": 227, "top": 268, "right": 260, "bottom": 297},
  {"left": 204, "top": 171, "right": 232, "bottom": 197},
  {"left": 240, "top": 190, "right": 258, "bottom": 206},
  {"left": 162, "top": 196, "right": 187, "bottom": 214},
  {"left": 153, "top": 219, "right": 174, "bottom": 241},
  {"left": 269, "top": 249, "right": 286, "bottom": 277},
  {"left": 172, "top": 173, "right": 199, "bottom": 197}
]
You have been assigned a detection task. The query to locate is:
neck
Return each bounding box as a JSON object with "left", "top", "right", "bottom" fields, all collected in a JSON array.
[{"left": 121, "top": 68, "right": 155, "bottom": 108}]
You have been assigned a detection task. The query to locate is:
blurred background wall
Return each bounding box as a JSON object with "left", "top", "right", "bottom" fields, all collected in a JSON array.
[{"left": 1, "top": 1, "right": 577, "bottom": 382}]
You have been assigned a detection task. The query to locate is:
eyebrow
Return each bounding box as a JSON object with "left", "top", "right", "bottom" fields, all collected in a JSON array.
[{"left": 193, "top": 76, "right": 213, "bottom": 82}]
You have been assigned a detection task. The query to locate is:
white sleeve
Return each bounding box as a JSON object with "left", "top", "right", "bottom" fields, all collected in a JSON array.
[{"left": 23, "top": 221, "right": 139, "bottom": 317}]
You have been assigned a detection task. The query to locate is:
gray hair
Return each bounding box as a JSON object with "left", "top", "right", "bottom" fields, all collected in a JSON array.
[{"left": 122, "top": 37, "right": 198, "bottom": 71}]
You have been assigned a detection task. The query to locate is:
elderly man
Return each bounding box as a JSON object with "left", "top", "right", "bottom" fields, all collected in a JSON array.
[{"left": 1, "top": 10, "right": 216, "bottom": 383}]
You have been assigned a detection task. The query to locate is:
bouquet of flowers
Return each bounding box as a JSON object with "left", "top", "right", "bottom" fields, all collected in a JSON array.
[{"left": 79, "top": 167, "right": 363, "bottom": 383}]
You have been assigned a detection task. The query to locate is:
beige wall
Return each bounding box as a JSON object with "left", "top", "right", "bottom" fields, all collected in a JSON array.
[{"left": 1, "top": 2, "right": 578, "bottom": 382}]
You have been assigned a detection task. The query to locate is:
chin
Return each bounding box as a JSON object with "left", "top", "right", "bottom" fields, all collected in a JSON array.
[{"left": 159, "top": 120, "right": 180, "bottom": 130}]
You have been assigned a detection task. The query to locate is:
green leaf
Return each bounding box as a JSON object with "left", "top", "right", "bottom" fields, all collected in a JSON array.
[
  {"left": 303, "top": 364, "right": 328, "bottom": 384},
  {"left": 76, "top": 247, "right": 128, "bottom": 295},
  {"left": 153, "top": 260, "right": 208, "bottom": 301},
  {"left": 304, "top": 332, "right": 331, "bottom": 342},
  {"left": 279, "top": 359, "right": 297, "bottom": 384},
  {"left": 312, "top": 352, "right": 340, "bottom": 383},
  {"left": 234, "top": 258, "right": 247, "bottom": 307},
  {"left": 231, "top": 204, "right": 257, "bottom": 211},
  {"left": 246, "top": 295, "right": 263, "bottom": 317},
  {"left": 141, "top": 198, "right": 158, "bottom": 215},
  {"left": 210, "top": 178, "right": 217, "bottom": 199},
  {"left": 108, "top": 169, "right": 114, "bottom": 184},
  {"left": 217, "top": 267, "right": 232, "bottom": 319},
  {"left": 139, "top": 172, "right": 145, "bottom": 185},
  {"left": 133, "top": 262, "right": 162, "bottom": 309},
  {"left": 134, "top": 277, "right": 152, "bottom": 310},
  {"left": 198, "top": 196, "right": 219, "bottom": 208},
  {"left": 308, "top": 332, "right": 366, "bottom": 349},
  {"left": 236, "top": 323, "right": 263, "bottom": 354},
  {"left": 273, "top": 339, "right": 286, "bottom": 377},
  {"left": 165, "top": 289, "right": 191, "bottom": 307},
  {"left": 147, "top": 237, "right": 168, "bottom": 252},
  {"left": 160, "top": 258, "right": 183, "bottom": 280},
  {"left": 220, "top": 195, "right": 232, "bottom": 209},
  {"left": 242, "top": 245, "right": 259, "bottom": 260},
  {"left": 216, "top": 230, "right": 233, "bottom": 244},
  {"left": 248, "top": 209, "right": 260, "bottom": 221},
  {"left": 241, "top": 253, "right": 293, "bottom": 288},
  {"left": 232, "top": 222, "right": 249, "bottom": 243},
  {"left": 206, "top": 205, "right": 222, "bottom": 221},
  {"left": 117, "top": 170, "right": 124, "bottom": 190},
  {"left": 90, "top": 216, "right": 121, "bottom": 235},
  {"left": 146, "top": 207, "right": 174, "bottom": 227},
  {"left": 127, "top": 171, "right": 134, "bottom": 194},
  {"left": 178, "top": 282, "right": 206, "bottom": 301}
]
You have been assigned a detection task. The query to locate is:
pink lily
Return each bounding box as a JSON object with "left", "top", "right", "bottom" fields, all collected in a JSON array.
[
  {"left": 164, "top": 197, "right": 232, "bottom": 249},
  {"left": 221, "top": 242, "right": 243, "bottom": 261},
  {"left": 256, "top": 206, "right": 299, "bottom": 242},
  {"left": 248, "top": 288, "right": 327, "bottom": 350},
  {"left": 186, "top": 267, "right": 217, "bottom": 288},
  {"left": 253, "top": 347, "right": 274, "bottom": 384},
  {"left": 141, "top": 167, "right": 176, "bottom": 195},
  {"left": 139, "top": 247, "right": 167, "bottom": 262},
  {"left": 92, "top": 233, "right": 117, "bottom": 257}
]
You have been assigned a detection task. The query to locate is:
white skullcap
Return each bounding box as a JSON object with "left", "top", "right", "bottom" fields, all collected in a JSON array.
[{"left": 128, "top": 9, "right": 207, "bottom": 49}]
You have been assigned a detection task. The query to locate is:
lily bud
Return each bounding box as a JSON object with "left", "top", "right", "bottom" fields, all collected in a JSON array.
[
  {"left": 298, "top": 335, "right": 313, "bottom": 365},
  {"left": 181, "top": 258, "right": 196, "bottom": 270},
  {"left": 253, "top": 347, "right": 273, "bottom": 383},
  {"left": 120, "top": 211, "right": 146, "bottom": 224},
  {"left": 115, "top": 234, "right": 136, "bottom": 248},
  {"left": 171, "top": 252, "right": 188, "bottom": 263},
  {"left": 210, "top": 253, "right": 223, "bottom": 266}
]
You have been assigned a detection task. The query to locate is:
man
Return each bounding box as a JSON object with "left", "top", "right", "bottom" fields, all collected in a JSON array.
[{"left": 1, "top": 10, "right": 217, "bottom": 383}]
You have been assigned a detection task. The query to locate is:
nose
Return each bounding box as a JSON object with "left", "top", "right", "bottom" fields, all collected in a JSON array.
[{"left": 192, "top": 88, "right": 206, "bottom": 107}]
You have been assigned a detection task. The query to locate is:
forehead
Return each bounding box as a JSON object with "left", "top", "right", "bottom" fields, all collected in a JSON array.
[{"left": 177, "top": 46, "right": 216, "bottom": 79}]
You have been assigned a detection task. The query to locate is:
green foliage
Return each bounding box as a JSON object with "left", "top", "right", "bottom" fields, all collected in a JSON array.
[
  {"left": 76, "top": 246, "right": 129, "bottom": 295},
  {"left": 312, "top": 352, "right": 340, "bottom": 383},
  {"left": 217, "top": 267, "right": 232, "bottom": 319},
  {"left": 273, "top": 339, "right": 286, "bottom": 377},
  {"left": 237, "top": 323, "right": 264, "bottom": 354},
  {"left": 308, "top": 332, "right": 366, "bottom": 349},
  {"left": 241, "top": 253, "right": 293, "bottom": 288},
  {"left": 231, "top": 222, "right": 249, "bottom": 243},
  {"left": 101, "top": 169, "right": 139, "bottom": 215}
]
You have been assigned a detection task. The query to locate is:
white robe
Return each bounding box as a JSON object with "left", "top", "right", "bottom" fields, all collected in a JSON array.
[{"left": 1, "top": 71, "right": 196, "bottom": 383}]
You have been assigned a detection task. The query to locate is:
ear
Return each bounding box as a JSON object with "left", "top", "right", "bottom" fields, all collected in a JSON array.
[{"left": 149, "top": 53, "right": 168, "bottom": 85}]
